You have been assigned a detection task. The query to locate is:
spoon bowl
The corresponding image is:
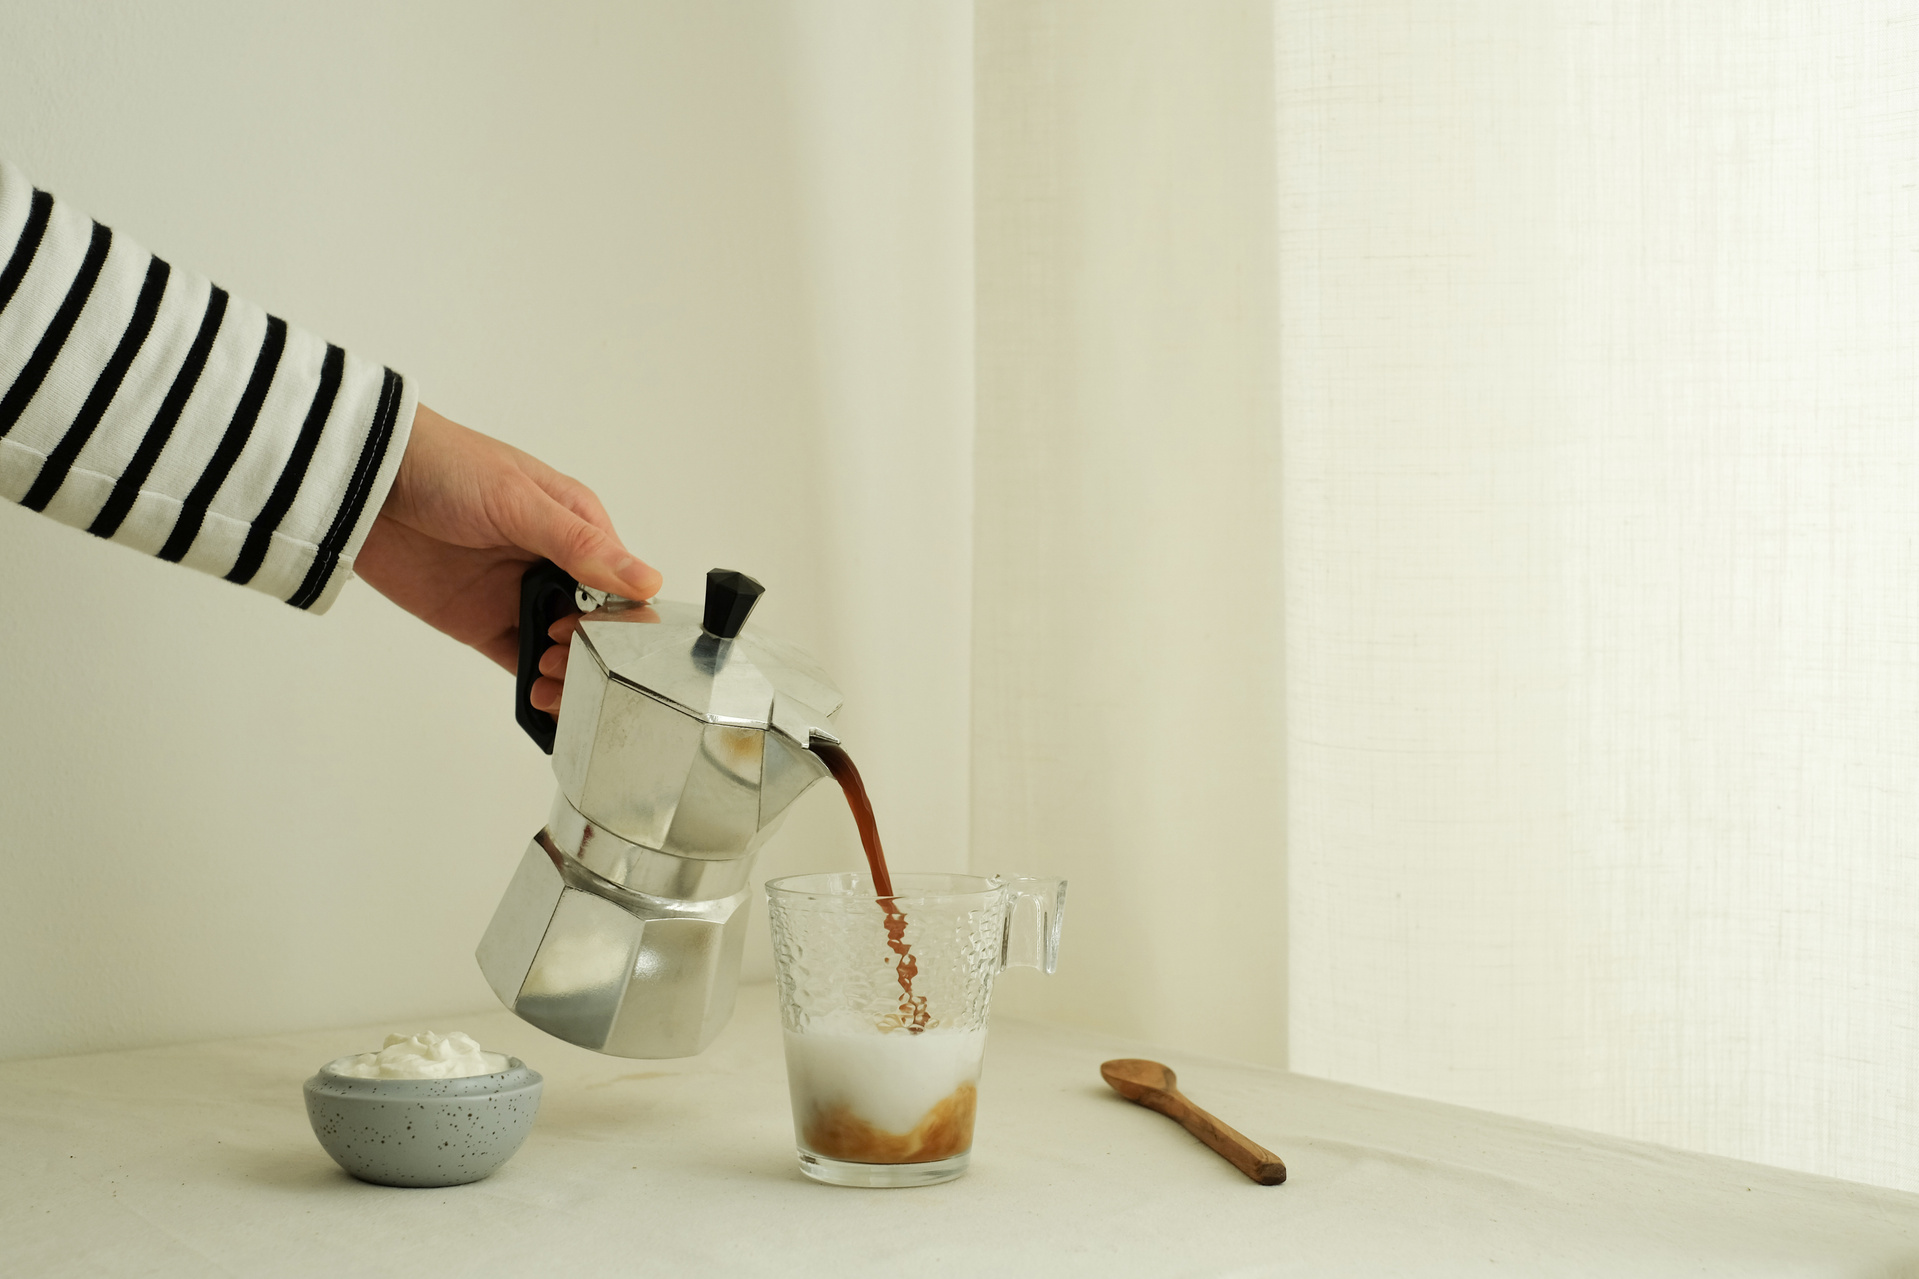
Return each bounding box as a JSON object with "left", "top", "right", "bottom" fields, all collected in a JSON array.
[{"left": 1101, "top": 1057, "right": 1178, "bottom": 1101}]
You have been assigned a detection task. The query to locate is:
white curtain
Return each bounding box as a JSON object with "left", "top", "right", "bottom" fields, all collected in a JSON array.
[{"left": 977, "top": 0, "right": 1919, "bottom": 1190}]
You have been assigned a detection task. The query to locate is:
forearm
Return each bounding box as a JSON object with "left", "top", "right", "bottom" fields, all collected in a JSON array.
[{"left": 0, "top": 159, "right": 413, "bottom": 612}]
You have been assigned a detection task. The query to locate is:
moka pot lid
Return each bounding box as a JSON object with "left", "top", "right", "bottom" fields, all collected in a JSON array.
[{"left": 574, "top": 569, "right": 842, "bottom": 747}]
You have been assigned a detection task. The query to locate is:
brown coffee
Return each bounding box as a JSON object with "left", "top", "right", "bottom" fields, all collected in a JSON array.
[
  {"left": 810, "top": 741, "right": 929, "bottom": 1032},
  {"left": 801, "top": 1083, "right": 977, "bottom": 1165}
]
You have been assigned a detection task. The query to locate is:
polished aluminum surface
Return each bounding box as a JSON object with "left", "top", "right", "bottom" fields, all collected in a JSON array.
[
  {"left": 545, "top": 793, "right": 758, "bottom": 900},
  {"left": 482, "top": 581, "right": 841, "bottom": 1059},
  {"left": 578, "top": 599, "right": 842, "bottom": 738},
  {"left": 477, "top": 834, "right": 752, "bottom": 1058},
  {"left": 550, "top": 639, "right": 830, "bottom": 864}
]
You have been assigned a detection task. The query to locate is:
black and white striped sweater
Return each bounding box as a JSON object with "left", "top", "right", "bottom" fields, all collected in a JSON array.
[{"left": 0, "top": 160, "right": 414, "bottom": 612}]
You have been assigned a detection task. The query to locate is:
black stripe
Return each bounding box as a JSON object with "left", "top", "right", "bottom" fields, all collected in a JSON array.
[
  {"left": 0, "top": 189, "right": 53, "bottom": 317},
  {"left": 21, "top": 255, "right": 172, "bottom": 512},
  {"left": 155, "top": 314, "right": 286, "bottom": 563},
  {"left": 89, "top": 286, "right": 228, "bottom": 539},
  {"left": 288, "top": 367, "right": 402, "bottom": 609},
  {"left": 0, "top": 220, "right": 112, "bottom": 439},
  {"left": 226, "top": 343, "right": 344, "bottom": 585}
]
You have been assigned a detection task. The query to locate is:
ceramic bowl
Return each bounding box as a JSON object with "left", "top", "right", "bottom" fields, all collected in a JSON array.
[{"left": 303, "top": 1057, "right": 543, "bottom": 1188}]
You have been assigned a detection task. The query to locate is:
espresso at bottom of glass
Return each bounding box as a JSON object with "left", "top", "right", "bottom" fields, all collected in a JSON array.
[{"left": 783, "top": 1026, "right": 986, "bottom": 1188}]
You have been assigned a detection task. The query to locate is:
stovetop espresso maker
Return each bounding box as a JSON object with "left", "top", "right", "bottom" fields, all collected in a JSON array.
[{"left": 476, "top": 563, "right": 843, "bottom": 1057}]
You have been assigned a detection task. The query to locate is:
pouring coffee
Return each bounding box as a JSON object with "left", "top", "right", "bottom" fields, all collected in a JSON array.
[{"left": 476, "top": 564, "right": 845, "bottom": 1058}]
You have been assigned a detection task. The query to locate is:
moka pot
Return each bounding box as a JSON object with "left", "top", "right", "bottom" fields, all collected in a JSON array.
[{"left": 476, "top": 564, "right": 841, "bottom": 1058}]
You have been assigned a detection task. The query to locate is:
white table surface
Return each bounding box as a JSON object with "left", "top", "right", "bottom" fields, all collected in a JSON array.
[{"left": 4, "top": 982, "right": 1917, "bottom": 1278}]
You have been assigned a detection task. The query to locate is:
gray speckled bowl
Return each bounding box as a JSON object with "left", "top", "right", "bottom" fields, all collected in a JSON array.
[{"left": 303, "top": 1056, "right": 542, "bottom": 1188}]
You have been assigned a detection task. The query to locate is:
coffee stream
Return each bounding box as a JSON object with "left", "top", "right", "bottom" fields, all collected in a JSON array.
[
  {"left": 804, "top": 741, "right": 975, "bottom": 1164},
  {"left": 809, "top": 742, "right": 930, "bottom": 1033}
]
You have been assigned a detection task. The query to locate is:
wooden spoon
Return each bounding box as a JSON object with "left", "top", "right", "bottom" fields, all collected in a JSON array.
[{"left": 1101, "top": 1058, "right": 1287, "bottom": 1185}]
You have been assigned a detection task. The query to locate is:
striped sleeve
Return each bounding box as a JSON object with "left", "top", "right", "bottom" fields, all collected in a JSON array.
[{"left": 0, "top": 160, "right": 414, "bottom": 613}]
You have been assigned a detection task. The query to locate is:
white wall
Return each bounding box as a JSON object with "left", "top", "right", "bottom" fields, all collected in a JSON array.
[
  {"left": 0, "top": 0, "right": 972, "bottom": 1061},
  {"left": 777, "top": 2, "right": 975, "bottom": 890},
  {"left": 973, "top": 1, "right": 1287, "bottom": 1065}
]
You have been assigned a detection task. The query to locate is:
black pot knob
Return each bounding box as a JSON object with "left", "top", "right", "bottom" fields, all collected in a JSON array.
[{"left": 702, "top": 568, "right": 765, "bottom": 639}]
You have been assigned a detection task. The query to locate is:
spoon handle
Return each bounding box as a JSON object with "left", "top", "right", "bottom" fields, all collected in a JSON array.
[{"left": 1141, "top": 1088, "right": 1287, "bottom": 1185}]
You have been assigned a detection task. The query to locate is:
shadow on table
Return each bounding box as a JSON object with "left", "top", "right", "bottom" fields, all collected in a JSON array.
[
  {"left": 224, "top": 1144, "right": 365, "bottom": 1194},
  {"left": 523, "top": 1086, "right": 666, "bottom": 1143}
]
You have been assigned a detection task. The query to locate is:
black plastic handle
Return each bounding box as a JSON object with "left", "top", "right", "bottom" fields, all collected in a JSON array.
[{"left": 516, "top": 560, "right": 581, "bottom": 754}]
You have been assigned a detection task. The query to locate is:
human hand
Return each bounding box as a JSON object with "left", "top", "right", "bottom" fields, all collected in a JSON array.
[{"left": 353, "top": 405, "right": 661, "bottom": 713}]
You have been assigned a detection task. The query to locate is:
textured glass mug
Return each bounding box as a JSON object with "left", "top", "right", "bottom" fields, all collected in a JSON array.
[{"left": 766, "top": 872, "right": 1066, "bottom": 1187}]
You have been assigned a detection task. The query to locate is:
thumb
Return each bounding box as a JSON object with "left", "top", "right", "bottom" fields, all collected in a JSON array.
[{"left": 505, "top": 487, "right": 663, "bottom": 600}]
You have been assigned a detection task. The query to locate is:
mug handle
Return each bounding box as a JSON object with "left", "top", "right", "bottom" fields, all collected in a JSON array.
[{"left": 1000, "top": 878, "right": 1067, "bottom": 974}]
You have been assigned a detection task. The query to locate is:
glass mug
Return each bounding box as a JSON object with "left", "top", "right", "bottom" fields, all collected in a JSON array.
[{"left": 766, "top": 873, "right": 1066, "bottom": 1188}]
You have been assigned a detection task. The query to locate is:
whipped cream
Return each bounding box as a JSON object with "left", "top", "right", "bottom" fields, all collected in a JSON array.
[{"left": 331, "top": 1031, "right": 509, "bottom": 1080}]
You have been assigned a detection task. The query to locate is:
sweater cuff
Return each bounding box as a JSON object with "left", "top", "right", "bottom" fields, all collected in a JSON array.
[{"left": 299, "top": 377, "right": 415, "bottom": 615}]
